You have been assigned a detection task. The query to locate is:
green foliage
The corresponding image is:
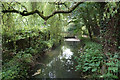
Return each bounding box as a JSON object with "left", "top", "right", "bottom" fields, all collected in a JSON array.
[
  {"left": 74, "top": 41, "right": 103, "bottom": 72},
  {"left": 1, "top": 2, "right": 119, "bottom": 79},
  {"left": 2, "top": 25, "right": 61, "bottom": 79},
  {"left": 2, "top": 27, "right": 43, "bottom": 43},
  {"left": 42, "top": 39, "right": 55, "bottom": 49},
  {"left": 74, "top": 40, "right": 103, "bottom": 75},
  {"left": 101, "top": 53, "right": 119, "bottom": 79},
  {"left": 2, "top": 52, "right": 33, "bottom": 80},
  {"left": 104, "top": 2, "right": 119, "bottom": 19},
  {"left": 18, "top": 52, "right": 33, "bottom": 63},
  {"left": 74, "top": 38, "right": 119, "bottom": 79},
  {"left": 1, "top": 2, "right": 73, "bottom": 79},
  {"left": 72, "top": 3, "right": 101, "bottom": 37},
  {"left": 2, "top": 27, "right": 55, "bottom": 50}
]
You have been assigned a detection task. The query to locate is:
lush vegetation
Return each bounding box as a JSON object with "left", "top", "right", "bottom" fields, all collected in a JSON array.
[
  {"left": 74, "top": 38, "right": 119, "bottom": 79},
  {"left": 2, "top": 27, "right": 62, "bottom": 79},
  {"left": 0, "top": 1, "right": 120, "bottom": 80},
  {"left": 72, "top": 2, "right": 120, "bottom": 79}
]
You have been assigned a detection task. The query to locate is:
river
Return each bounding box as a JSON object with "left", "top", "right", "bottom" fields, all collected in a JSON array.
[{"left": 30, "top": 40, "right": 82, "bottom": 79}]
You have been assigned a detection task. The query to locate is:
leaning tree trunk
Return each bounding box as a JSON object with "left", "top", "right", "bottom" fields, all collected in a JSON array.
[{"left": 87, "top": 25, "right": 93, "bottom": 40}]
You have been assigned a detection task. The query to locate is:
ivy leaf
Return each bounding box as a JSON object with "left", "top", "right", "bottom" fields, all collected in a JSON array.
[
  {"left": 92, "top": 68, "right": 97, "bottom": 72},
  {"left": 108, "top": 67, "right": 118, "bottom": 72},
  {"left": 96, "top": 62, "right": 100, "bottom": 66},
  {"left": 84, "top": 63, "right": 89, "bottom": 65},
  {"left": 83, "top": 67, "right": 91, "bottom": 72}
]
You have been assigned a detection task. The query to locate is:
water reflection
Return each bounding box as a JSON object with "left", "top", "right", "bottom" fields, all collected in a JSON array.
[
  {"left": 32, "top": 41, "right": 81, "bottom": 78},
  {"left": 59, "top": 46, "right": 73, "bottom": 59},
  {"left": 49, "top": 71, "right": 56, "bottom": 78}
]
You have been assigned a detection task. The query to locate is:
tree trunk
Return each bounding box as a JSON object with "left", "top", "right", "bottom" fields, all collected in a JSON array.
[{"left": 87, "top": 25, "right": 92, "bottom": 40}]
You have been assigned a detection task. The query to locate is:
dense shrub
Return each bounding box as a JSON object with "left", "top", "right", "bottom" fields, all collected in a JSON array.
[
  {"left": 74, "top": 39, "right": 119, "bottom": 79},
  {"left": 2, "top": 28, "right": 47, "bottom": 51},
  {"left": 1, "top": 51, "right": 33, "bottom": 80},
  {"left": 2, "top": 27, "right": 62, "bottom": 80},
  {"left": 74, "top": 41, "right": 103, "bottom": 74},
  {"left": 101, "top": 52, "right": 119, "bottom": 79}
]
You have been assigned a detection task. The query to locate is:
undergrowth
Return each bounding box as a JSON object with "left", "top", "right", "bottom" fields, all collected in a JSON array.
[
  {"left": 74, "top": 38, "right": 119, "bottom": 79},
  {"left": 1, "top": 27, "right": 61, "bottom": 80}
]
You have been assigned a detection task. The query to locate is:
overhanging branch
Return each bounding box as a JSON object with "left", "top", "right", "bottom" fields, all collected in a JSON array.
[{"left": 2, "top": 2, "right": 83, "bottom": 20}]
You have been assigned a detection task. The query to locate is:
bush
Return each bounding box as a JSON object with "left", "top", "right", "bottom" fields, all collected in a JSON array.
[
  {"left": 101, "top": 52, "right": 119, "bottom": 79},
  {"left": 74, "top": 39, "right": 119, "bottom": 79},
  {"left": 74, "top": 40, "right": 103, "bottom": 75},
  {"left": 2, "top": 28, "right": 47, "bottom": 51},
  {"left": 2, "top": 52, "right": 33, "bottom": 80}
]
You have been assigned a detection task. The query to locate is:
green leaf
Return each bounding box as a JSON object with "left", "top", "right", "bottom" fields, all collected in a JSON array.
[
  {"left": 83, "top": 67, "right": 90, "bottom": 72},
  {"left": 108, "top": 67, "right": 118, "bottom": 72},
  {"left": 84, "top": 63, "right": 89, "bottom": 65},
  {"left": 96, "top": 62, "right": 100, "bottom": 66},
  {"left": 92, "top": 68, "right": 97, "bottom": 72}
]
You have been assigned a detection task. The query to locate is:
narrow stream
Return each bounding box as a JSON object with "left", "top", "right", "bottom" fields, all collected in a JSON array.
[{"left": 31, "top": 41, "right": 82, "bottom": 79}]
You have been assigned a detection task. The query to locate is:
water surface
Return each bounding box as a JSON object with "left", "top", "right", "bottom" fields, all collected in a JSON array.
[{"left": 31, "top": 41, "right": 82, "bottom": 79}]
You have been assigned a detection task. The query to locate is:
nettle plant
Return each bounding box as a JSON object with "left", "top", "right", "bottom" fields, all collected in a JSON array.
[
  {"left": 101, "top": 52, "right": 119, "bottom": 79},
  {"left": 74, "top": 41, "right": 103, "bottom": 74}
]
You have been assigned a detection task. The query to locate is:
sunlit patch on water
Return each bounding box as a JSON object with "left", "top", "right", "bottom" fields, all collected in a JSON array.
[
  {"left": 59, "top": 46, "right": 73, "bottom": 59},
  {"left": 46, "top": 46, "right": 74, "bottom": 67}
]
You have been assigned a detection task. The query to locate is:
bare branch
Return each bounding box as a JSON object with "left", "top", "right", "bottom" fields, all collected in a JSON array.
[{"left": 2, "top": 2, "right": 83, "bottom": 20}]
